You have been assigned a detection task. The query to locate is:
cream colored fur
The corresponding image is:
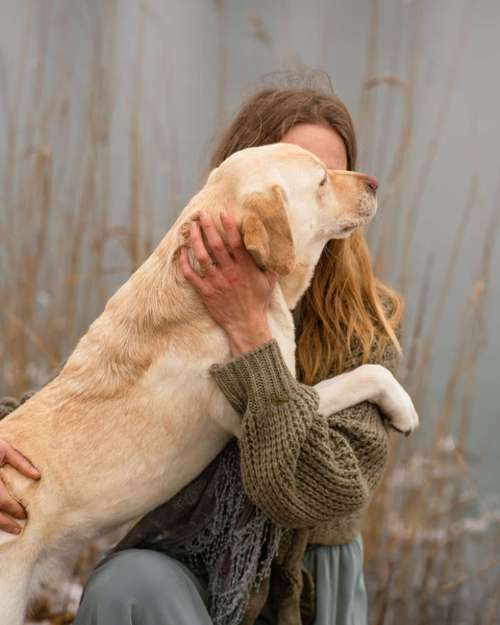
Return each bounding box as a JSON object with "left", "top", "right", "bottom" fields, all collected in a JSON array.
[{"left": 0, "top": 143, "right": 418, "bottom": 624}]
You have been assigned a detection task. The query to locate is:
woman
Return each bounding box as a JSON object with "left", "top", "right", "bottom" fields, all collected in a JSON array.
[{"left": 0, "top": 82, "right": 405, "bottom": 625}]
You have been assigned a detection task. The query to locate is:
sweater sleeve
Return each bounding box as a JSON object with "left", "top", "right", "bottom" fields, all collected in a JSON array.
[{"left": 208, "top": 324, "right": 402, "bottom": 529}]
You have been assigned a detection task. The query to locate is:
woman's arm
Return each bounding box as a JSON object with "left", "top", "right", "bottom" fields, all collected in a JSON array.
[{"left": 209, "top": 328, "right": 400, "bottom": 528}]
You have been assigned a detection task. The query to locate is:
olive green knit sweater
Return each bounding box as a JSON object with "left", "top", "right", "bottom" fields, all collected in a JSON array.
[
  {"left": 209, "top": 334, "right": 400, "bottom": 540},
  {"left": 208, "top": 316, "right": 402, "bottom": 625}
]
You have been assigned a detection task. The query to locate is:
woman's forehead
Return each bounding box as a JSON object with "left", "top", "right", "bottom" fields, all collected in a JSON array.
[{"left": 280, "top": 123, "right": 347, "bottom": 169}]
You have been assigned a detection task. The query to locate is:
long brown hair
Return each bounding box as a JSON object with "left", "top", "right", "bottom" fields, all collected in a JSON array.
[{"left": 207, "top": 82, "right": 405, "bottom": 385}]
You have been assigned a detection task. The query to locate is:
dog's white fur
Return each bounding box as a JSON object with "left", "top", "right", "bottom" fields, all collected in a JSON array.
[{"left": 0, "top": 143, "right": 418, "bottom": 624}]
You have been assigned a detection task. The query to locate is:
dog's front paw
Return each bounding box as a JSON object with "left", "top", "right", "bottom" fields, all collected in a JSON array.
[
  {"left": 375, "top": 370, "right": 420, "bottom": 436},
  {"left": 387, "top": 394, "right": 420, "bottom": 437}
]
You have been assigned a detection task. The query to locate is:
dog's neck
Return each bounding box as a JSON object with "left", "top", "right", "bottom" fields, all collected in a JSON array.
[{"left": 278, "top": 239, "right": 326, "bottom": 310}]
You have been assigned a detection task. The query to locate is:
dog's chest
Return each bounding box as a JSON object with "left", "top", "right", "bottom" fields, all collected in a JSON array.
[{"left": 137, "top": 301, "right": 296, "bottom": 438}]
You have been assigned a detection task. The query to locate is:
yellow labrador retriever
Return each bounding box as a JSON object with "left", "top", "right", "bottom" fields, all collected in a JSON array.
[{"left": 0, "top": 142, "right": 418, "bottom": 624}]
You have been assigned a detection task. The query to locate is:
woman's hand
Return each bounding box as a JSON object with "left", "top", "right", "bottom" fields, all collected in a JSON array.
[
  {"left": 179, "top": 208, "right": 277, "bottom": 356},
  {"left": 0, "top": 439, "right": 40, "bottom": 534}
]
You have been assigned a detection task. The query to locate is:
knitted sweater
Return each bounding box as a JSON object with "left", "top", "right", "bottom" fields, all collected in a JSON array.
[{"left": 208, "top": 320, "right": 402, "bottom": 625}]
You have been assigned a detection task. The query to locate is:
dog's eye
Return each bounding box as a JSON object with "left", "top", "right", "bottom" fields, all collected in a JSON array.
[{"left": 319, "top": 174, "right": 327, "bottom": 187}]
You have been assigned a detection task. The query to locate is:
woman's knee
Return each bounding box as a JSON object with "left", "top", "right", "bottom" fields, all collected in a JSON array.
[{"left": 79, "top": 548, "right": 208, "bottom": 612}]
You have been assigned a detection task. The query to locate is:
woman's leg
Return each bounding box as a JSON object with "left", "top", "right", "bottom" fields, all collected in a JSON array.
[{"left": 74, "top": 548, "right": 213, "bottom": 625}]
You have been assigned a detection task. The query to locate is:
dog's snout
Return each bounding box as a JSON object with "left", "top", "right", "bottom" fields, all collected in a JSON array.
[{"left": 363, "top": 175, "right": 378, "bottom": 193}]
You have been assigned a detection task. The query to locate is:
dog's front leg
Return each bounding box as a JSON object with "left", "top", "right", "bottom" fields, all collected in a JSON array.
[{"left": 314, "top": 365, "right": 419, "bottom": 435}]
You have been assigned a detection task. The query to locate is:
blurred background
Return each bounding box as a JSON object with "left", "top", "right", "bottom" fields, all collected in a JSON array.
[{"left": 0, "top": 0, "right": 499, "bottom": 623}]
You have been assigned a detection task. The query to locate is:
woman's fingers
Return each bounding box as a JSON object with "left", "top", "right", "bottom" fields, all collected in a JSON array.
[
  {"left": 0, "top": 440, "right": 38, "bottom": 533},
  {"left": 189, "top": 210, "right": 233, "bottom": 276},
  {"left": 200, "top": 210, "right": 233, "bottom": 269},
  {"left": 0, "top": 482, "right": 26, "bottom": 521},
  {"left": 0, "top": 511, "right": 22, "bottom": 534},
  {"left": 179, "top": 246, "right": 212, "bottom": 295},
  {"left": 189, "top": 221, "right": 219, "bottom": 276},
  {"left": 219, "top": 210, "right": 246, "bottom": 259},
  {"left": 3, "top": 445, "right": 40, "bottom": 480}
]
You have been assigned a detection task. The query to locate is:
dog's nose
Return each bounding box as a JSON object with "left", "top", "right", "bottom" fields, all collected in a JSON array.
[{"left": 364, "top": 175, "right": 378, "bottom": 192}]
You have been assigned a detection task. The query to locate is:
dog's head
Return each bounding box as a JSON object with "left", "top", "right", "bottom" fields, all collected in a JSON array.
[{"left": 174, "top": 143, "right": 378, "bottom": 297}]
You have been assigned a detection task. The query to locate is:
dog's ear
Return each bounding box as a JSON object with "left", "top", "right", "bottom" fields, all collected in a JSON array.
[{"left": 240, "top": 184, "right": 296, "bottom": 275}]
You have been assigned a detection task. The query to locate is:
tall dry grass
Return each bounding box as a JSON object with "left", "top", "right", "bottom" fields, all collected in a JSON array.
[{"left": 0, "top": 2, "right": 499, "bottom": 624}]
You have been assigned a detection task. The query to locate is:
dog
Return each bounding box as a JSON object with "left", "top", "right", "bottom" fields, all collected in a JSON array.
[{"left": 0, "top": 142, "right": 419, "bottom": 624}]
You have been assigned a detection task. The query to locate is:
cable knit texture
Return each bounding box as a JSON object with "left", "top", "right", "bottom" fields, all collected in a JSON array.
[
  {"left": 209, "top": 339, "right": 391, "bottom": 529},
  {"left": 208, "top": 306, "right": 402, "bottom": 625}
]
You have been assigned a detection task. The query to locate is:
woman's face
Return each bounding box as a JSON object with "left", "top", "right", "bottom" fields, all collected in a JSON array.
[{"left": 280, "top": 122, "right": 348, "bottom": 171}]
